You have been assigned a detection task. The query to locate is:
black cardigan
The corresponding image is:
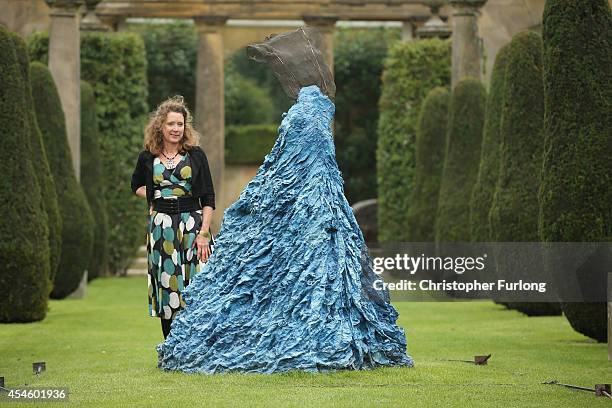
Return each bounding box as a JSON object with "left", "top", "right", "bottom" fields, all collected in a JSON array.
[{"left": 130, "top": 146, "right": 215, "bottom": 210}]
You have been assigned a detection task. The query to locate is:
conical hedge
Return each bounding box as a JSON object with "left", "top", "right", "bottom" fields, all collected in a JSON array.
[
  {"left": 435, "top": 78, "right": 486, "bottom": 243},
  {"left": 81, "top": 81, "right": 109, "bottom": 280},
  {"left": 377, "top": 38, "right": 451, "bottom": 243},
  {"left": 489, "top": 31, "right": 561, "bottom": 317},
  {"left": 10, "top": 31, "right": 62, "bottom": 285},
  {"left": 30, "top": 62, "right": 95, "bottom": 299},
  {"left": 539, "top": 0, "right": 611, "bottom": 341},
  {"left": 469, "top": 43, "right": 511, "bottom": 242},
  {"left": 406, "top": 87, "right": 450, "bottom": 242},
  {"left": 0, "top": 26, "right": 49, "bottom": 322}
]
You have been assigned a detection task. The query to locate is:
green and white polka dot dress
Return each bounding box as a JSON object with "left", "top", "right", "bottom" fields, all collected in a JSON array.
[{"left": 147, "top": 154, "right": 203, "bottom": 320}]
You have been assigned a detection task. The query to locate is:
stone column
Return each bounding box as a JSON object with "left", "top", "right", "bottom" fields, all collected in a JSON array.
[
  {"left": 402, "top": 21, "right": 415, "bottom": 41},
  {"left": 97, "top": 15, "right": 126, "bottom": 32},
  {"left": 449, "top": 0, "right": 487, "bottom": 87},
  {"left": 46, "top": 0, "right": 83, "bottom": 180},
  {"left": 302, "top": 15, "right": 338, "bottom": 74},
  {"left": 194, "top": 15, "right": 227, "bottom": 230},
  {"left": 110, "top": 16, "right": 127, "bottom": 32}
]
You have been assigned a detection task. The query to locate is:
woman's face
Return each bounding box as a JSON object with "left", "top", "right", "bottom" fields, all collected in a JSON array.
[{"left": 162, "top": 111, "right": 185, "bottom": 146}]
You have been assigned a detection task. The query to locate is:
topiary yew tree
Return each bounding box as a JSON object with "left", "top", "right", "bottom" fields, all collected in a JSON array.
[
  {"left": 406, "top": 87, "right": 450, "bottom": 242},
  {"left": 469, "top": 42, "right": 511, "bottom": 243},
  {"left": 489, "top": 31, "right": 561, "bottom": 317},
  {"left": 539, "top": 0, "right": 612, "bottom": 342},
  {"left": 10, "top": 30, "right": 62, "bottom": 285},
  {"left": 0, "top": 26, "right": 49, "bottom": 322},
  {"left": 31, "top": 62, "right": 95, "bottom": 299},
  {"left": 435, "top": 78, "right": 486, "bottom": 243}
]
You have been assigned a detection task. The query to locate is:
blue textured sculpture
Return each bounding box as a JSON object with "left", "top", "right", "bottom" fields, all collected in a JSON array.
[{"left": 156, "top": 85, "right": 414, "bottom": 373}]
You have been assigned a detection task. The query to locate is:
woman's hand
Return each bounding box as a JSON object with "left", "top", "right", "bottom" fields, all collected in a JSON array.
[{"left": 193, "top": 234, "right": 211, "bottom": 263}]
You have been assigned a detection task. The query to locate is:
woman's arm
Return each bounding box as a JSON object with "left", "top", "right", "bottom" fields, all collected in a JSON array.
[
  {"left": 193, "top": 148, "right": 215, "bottom": 262},
  {"left": 200, "top": 205, "right": 214, "bottom": 231},
  {"left": 132, "top": 153, "right": 153, "bottom": 213},
  {"left": 131, "top": 152, "right": 146, "bottom": 194},
  {"left": 197, "top": 147, "right": 216, "bottom": 210}
]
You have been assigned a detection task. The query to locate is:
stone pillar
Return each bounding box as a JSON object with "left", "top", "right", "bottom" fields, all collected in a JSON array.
[
  {"left": 402, "top": 21, "right": 415, "bottom": 41},
  {"left": 450, "top": 0, "right": 487, "bottom": 87},
  {"left": 97, "top": 15, "right": 126, "bottom": 32},
  {"left": 110, "top": 16, "right": 127, "bottom": 32},
  {"left": 46, "top": 0, "right": 83, "bottom": 180},
  {"left": 194, "top": 15, "right": 227, "bottom": 230},
  {"left": 302, "top": 15, "right": 338, "bottom": 73}
]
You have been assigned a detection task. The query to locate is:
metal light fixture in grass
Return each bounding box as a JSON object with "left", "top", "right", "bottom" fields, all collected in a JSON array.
[
  {"left": 543, "top": 381, "right": 611, "bottom": 399},
  {"left": 32, "top": 362, "right": 46, "bottom": 375},
  {"left": 443, "top": 354, "right": 491, "bottom": 365}
]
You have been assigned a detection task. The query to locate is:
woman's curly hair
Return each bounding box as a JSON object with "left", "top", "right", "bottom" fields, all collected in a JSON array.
[{"left": 143, "top": 95, "right": 200, "bottom": 155}]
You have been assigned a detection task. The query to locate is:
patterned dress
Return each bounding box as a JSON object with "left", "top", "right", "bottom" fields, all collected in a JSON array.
[{"left": 146, "top": 154, "right": 204, "bottom": 320}]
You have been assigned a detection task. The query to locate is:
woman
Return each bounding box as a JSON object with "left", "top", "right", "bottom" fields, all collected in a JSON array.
[{"left": 131, "top": 96, "right": 215, "bottom": 339}]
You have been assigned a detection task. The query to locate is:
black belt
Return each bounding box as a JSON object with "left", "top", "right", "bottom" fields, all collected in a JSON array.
[{"left": 152, "top": 196, "right": 201, "bottom": 214}]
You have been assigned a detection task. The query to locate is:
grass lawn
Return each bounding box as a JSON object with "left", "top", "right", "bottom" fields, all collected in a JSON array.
[{"left": 0, "top": 276, "right": 609, "bottom": 407}]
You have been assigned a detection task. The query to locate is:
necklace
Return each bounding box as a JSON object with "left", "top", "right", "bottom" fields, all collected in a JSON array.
[{"left": 161, "top": 150, "right": 180, "bottom": 169}]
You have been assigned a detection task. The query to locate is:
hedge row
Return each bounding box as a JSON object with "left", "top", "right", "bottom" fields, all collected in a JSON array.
[
  {"left": 31, "top": 62, "right": 95, "bottom": 299},
  {"left": 377, "top": 38, "right": 451, "bottom": 243},
  {"left": 539, "top": 0, "right": 611, "bottom": 341},
  {"left": 225, "top": 124, "right": 278, "bottom": 165},
  {"left": 0, "top": 26, "right": 49, "bottom": 322},
  {"left": 225, "top": 68, "right": 275, "bottom": 126},
  {"left": 405, "top": 87, "right": 450, "bottom": 242}
]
